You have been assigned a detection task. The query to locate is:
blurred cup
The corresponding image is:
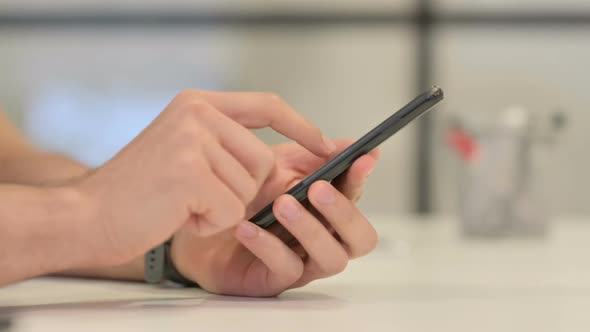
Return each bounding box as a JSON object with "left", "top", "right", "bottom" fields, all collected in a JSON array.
[{"left": 447, "top": 107, "right": 565, "bottom": 238}]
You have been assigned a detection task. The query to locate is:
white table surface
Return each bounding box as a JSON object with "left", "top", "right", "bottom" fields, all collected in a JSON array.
[{"left": 2, "top": 215, "right": 590, "bottom": 332}]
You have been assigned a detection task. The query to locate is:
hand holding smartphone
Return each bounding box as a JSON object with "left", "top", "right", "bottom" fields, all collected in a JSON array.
[{"left": 250, "top": 86, "right": 444, "bottom": 228}]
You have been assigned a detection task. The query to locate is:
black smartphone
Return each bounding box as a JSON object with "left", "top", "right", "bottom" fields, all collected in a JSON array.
[{"left": 250, "top": 86, "right": 444, "bottom": 228}]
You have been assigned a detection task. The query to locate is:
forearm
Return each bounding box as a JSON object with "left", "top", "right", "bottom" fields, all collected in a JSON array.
[
  {"left": 1, "top": 152, "right": 145, "bottom": 282},
  {"left": 60, "top": 256, "right": 144, "bottom": 282},
  {"left": 0, "top": 152, "right": 89, "bottom": 185},
  {"left": 0, "top": 184, "right": 93, "bottom": 285},
  {"left": 0, "top": 112, "right": 144, "bottom": 283}
]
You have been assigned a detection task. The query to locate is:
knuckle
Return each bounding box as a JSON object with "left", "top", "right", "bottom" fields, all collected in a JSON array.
[
  {"left": 260, "top": 92, "right": 283, "bottom": 116},
  {"left": 172, "top": 140, "right": 208, "bottom": 175},
  {"left": 176, "top": 89, "right": 202, "bottom": 101},
  {"left": 174, "top": 148, "right": 201, "bottom": 172},
  {"left": 166, "top": 100, "right": 199, "bottom": 121},
  {"left": 262, "top": 92, "right": 282, "bottom": 102},
  {"left": 172, "top": 127, "right": 211, "bottom": 167},
  {"left": 184, "top": 101, "right": 215, "bottom": 120},
  {"left": 174, "top": 119, "right": 200, "bottom": 142}
]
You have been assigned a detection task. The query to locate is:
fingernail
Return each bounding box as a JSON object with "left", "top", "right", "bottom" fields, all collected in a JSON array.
[
  {"left": 322, "top": 135, "right": 337, "bottom": 153},
  {"left": 237, "top": 221, "right": 259, "bottom": 239},
  {"left": 278, "top": 197, "right": 300, "bottom": 221},
  {"left": 316, "top": 183, "right": 335, "bottom": 205}
]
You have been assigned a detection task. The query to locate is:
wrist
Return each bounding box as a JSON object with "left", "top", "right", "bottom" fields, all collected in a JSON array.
[
  {"left": 46, "top": 185, "right": 99, "bottom": 272},
  {"left": 146, "top": 239, "right": 198, "bottom": 287},
  {"left": 9, "top": 184, "right": 97, "bottom": 277},
  {"left": 168, "top": 230, "right": 207, "bottom": 287},
  {"left": 65, "top": 180, "right": 133, "bottom": 268},
  {"left": 169, "top": 233, "right": 196, "bottom": 284},
  {"left": 59, "top": 255, "right": 145, "bottom": 281}
]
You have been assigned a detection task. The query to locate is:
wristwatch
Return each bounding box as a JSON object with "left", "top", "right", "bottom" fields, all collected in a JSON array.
[{"left": 144, "top": 240, "right": 198, "bottom": 287}]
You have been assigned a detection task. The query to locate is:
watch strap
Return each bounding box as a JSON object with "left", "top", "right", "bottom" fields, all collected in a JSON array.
[
  {"left": 144, "top": 240, "right": 198, "bottom": 287},
  {"left": 144, "top": 244, "right": 166, "bottom": 284},
  {"left": 163, "top": 241, "right": 198, "bottom": 287}
]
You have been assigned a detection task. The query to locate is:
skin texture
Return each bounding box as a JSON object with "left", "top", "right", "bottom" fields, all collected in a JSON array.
[
  {"left": 171, "top": 141, "right": 379, "bottom": 297},
  {"left": 75, "top": 90, "right": 335, "bottom": 266},
  {"left": 0, "top": 90, "right": 379, "bottom": 297}
]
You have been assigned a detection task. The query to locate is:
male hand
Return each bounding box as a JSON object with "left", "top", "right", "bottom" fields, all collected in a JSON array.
[
  {"left": 74, "top": 90, "right": 335, "bottom": 267},
  {"left": 171, "top": 141, "right": 380, "bottom": 297}
]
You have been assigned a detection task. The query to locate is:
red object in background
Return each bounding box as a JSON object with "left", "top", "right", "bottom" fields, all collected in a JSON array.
[{"left": 448, "top": 128, "right": 478, "bottom": 162}]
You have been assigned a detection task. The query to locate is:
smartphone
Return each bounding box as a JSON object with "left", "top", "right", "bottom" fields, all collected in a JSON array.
[{"left": 249, "top": 86, "right": 444, "bottom": 228}]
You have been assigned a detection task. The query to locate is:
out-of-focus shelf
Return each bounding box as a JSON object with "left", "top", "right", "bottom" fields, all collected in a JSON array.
[
  {"left": 433, "top": 0, "right": 590, "bottom": 15},
  {"left": 0, "top": 0, "right": 416, "bottom": 17},
  {"left": 1, "top": 9, "right": 589, "bottom": 30}
]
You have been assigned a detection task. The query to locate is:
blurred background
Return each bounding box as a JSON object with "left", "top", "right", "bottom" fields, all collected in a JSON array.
[{"left": 0, "top": 0, "right": 588, "bottom": 221}]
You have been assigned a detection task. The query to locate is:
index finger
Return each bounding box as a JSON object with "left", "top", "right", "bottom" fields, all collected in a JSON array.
[
  {"left": 192, "top": 90, "right": 335, "bottom": 157},
  {"left": 280, "top": 139, "right": 380, "bottom": 175}
]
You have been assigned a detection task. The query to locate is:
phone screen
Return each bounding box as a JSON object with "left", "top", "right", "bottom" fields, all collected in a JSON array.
[{"left": 250, "top": 86, "right": 444, "bottom": 228}]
